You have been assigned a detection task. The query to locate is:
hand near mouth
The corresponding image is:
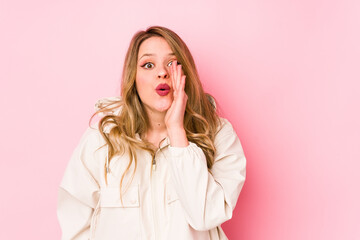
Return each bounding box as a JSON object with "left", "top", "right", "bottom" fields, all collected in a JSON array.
[{"left": 165, "top": 60, "right": 189, "bottom": 147}]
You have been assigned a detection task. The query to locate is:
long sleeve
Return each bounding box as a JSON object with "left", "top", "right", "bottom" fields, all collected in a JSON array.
[
  {"left": 167, "top": 118, "right": 246, "bottom": 231},
  {"left": 57, "top": 127, "right": 103, "bottom": 240}
]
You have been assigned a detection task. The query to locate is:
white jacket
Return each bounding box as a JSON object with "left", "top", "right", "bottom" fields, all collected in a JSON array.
[{"left": 57, "top": 97, "right": 246, "bottom": 240}]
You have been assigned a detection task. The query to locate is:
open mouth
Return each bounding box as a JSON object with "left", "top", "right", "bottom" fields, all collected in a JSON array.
[{"left": 156, "top": 83, "right": 170, "bottom": 96}]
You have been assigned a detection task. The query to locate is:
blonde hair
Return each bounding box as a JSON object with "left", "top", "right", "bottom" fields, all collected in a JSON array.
[{"left": 90, "top": 26, "right": 220, "bottom": 195}]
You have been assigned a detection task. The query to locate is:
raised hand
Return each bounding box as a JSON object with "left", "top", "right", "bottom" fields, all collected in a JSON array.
[{"left": 165, "top": 60, "right": 189, "bottom": 147}]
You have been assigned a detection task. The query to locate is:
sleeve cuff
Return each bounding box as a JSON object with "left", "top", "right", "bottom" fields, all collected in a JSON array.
[{"left": 168, "top": 142, "right": 194, "bottom": 158}]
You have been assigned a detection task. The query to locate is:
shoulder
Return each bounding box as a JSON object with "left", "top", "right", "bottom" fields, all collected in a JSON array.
[
  {"left": 216, "top": 117, "right": 236, "bottom": 137},
  {"left": 83, "top": 123, "right": 102, "bottom": 140},
  {"left": 213, "top": 117, "right": 243, "bottom": 148},
  {"left": 75, "top": 124, "right": 106, "bottom": 153}
]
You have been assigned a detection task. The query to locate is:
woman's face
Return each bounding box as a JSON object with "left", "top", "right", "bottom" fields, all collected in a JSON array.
[{"left": 136, "top": 36, "right": 181, "bottom": 114}]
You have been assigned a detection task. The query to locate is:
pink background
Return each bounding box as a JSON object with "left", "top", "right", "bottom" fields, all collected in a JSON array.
[{"left": 1, "top": 0, "right": 359, "bottom": 239}]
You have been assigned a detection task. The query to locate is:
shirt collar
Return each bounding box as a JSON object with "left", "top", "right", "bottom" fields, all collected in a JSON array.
[{"left": 135, "top": 133, "right": 170, "bottom": 149}]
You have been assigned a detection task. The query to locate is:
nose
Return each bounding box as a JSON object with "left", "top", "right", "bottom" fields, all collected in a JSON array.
[{"left": 157, "top": 66, "right": 169, "bottom": 79}]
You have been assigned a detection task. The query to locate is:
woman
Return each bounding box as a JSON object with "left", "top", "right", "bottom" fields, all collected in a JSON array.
[{"left": 57, "top": 26, "right": 246, "bottom": 240}]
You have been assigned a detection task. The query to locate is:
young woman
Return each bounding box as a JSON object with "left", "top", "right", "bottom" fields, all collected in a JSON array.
[{"left": 57, "top": 26, "right": 246, "bottom": 240}]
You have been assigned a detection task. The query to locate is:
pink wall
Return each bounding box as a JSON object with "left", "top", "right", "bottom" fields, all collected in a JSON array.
[{"left": 1, "top": 0, "right": 359, "bottom": 239}]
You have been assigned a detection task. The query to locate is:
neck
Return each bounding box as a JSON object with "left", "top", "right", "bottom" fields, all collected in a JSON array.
[{"left": 143, "top": 108, "right": 168, "bottom": 144}]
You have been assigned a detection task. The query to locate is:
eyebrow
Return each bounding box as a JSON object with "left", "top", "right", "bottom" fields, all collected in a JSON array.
[{"left": 138, "top": 53, "right": 175, "bottom": 61}]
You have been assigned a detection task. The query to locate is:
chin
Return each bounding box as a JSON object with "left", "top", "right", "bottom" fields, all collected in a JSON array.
[
  {"left": 153, "top": 95, "right": 173, "bottom": 112},
  {"left": 141, "top": 95, "right": 173, "bottom": 113},
  {"left": 155, "top": 102, "right": 172, "bottom": 112}
]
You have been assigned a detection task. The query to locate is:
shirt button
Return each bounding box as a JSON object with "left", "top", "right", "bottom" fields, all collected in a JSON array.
[{"left": 167, "top": 195, "right": 171, "bottom": 201}]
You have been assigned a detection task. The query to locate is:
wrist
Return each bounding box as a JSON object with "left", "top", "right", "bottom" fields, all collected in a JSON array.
[
  {"left": 167, "top": 127, "right": 189, "bottom": 147},
  {"left": 167, "top": 125, "right": 184, "bottom": 134}
]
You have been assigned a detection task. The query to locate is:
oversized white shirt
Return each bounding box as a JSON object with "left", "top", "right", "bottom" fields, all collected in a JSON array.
[{"left": 57, "top": 100, "right": 246, "bottom": 240}]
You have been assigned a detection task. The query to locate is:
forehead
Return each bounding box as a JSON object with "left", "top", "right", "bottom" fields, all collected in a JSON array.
[{"left": 138, "top": 37, "right": 173, "bottom": 58}]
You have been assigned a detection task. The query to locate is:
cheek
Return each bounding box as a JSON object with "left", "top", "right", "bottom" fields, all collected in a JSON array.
[
  {"left": 136, "top": 70, "right": 153, "bottom": 83},
  {"left": 135, "top": 75, "right": 152, "bottom": 99}
]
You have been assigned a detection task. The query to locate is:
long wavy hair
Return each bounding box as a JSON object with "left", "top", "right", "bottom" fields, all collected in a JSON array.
[{"left": 90, "top": 26, "right": 220, "bottom": 195}]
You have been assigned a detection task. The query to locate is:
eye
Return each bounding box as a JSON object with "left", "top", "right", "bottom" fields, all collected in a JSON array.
[
  {"left": 167, "top": 60, "right": 181, "bottom": 67},
  {"left": 142, "top": 62, "right": 154, "bottom": 69}
]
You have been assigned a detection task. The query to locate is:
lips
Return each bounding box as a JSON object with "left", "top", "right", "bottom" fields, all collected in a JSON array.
[{"left": 155, "top": 83, "right": 171, "bottom": 96}]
